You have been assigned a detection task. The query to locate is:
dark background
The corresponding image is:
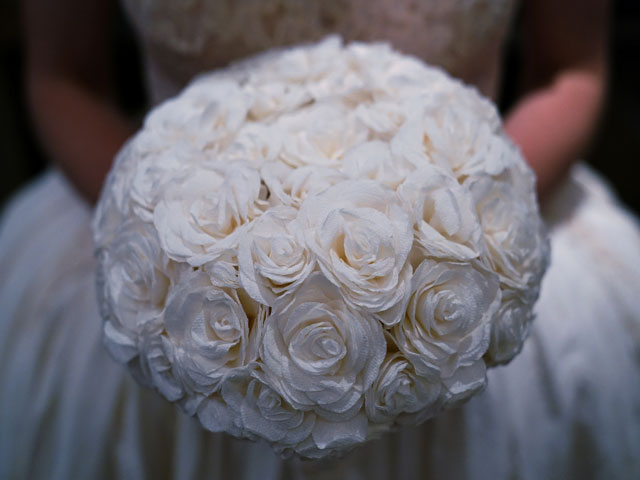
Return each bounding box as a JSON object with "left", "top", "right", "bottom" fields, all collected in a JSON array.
[{"left": 1, "top": 1, "right": 639, "bottom": 215}]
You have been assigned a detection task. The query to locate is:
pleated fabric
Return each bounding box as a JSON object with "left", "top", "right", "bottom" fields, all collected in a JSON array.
[{"left": 1, "top": 166, "right": 639, "bottom": 479}]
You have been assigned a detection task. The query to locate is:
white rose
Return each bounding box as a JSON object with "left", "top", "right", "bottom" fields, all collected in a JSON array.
[
  {"left": 248, "top": 36, "right": 343, "bottom": 85},
  {"left": 398, "top": 164, "right": 485, "bottom": 262},
  {"left": 221, "top": 373, "right": 317, "bottom": 446},
  {"left": 355, "top": 101, "right": 408, "bottom": 140},
  {"left": 341, "top": 140, "right": 412, "bottom": 190},
  {"left": 389, "top": 105, "right": 461, "bottom": 172},
  {"left": 272, "top": 413, "right": 369, "bottom": 458},
  {"left": 440, "top": 362, "right": 487, "bottom": 407},
  {"left": 136, "top": 98, "right": 191, "bottom": 148},
  {"left": 383, "top": 57, "right": 448, "bottom": 98},
  {"left": 276, "top": 103, "right": 369, "bottom": 169},
  {"left": 136, "top": 329, "right": 184, "bottom": 402},
  {"left": 260, "top": 162, "right": 345, "bottom": 208},
  {"left": 422, "top": 104, "right": 510, "bottom": 178},
  {"left": 197, "top": 391, "right": 243, "bottom": 437},
  {"left": 349, "top": 44, "right": 450, "bottom": 102},
  {"left": 393, "top": 259, "right": 500, "bottom": 379},
  {"left": 222, "top": 123, "right": 282, "bottom": 168},
  {"left": 241, "top": 38, "right": 348, "bottom": 120},
  {"left": 164, "top": 273, "right": 265, "bottom": 395},
  {"left": 98, "top": 220, "right": 171, "bottom": 363},
  {"left": 467, "top": 173, "right": 549, "bottom": 290},
  {"left": 93, "top": 138, "right": 139, "bottom": 249},
  {"left": 347, "top": 42, "right": 414, "bottom": 95},
  {"left": 485, "top": 287, "right": 536, "bottom": 365},
  {"left": 238, "top": 206, "right": 315, "bottom": 306},
  {"left": 365, "top": 352, "right": 441, "bottom": 425},
  {"left": 145, "top": 79, "right": 249, "bottom": 151},
  {"left": 453, "top": 83, "right": 502, "bottom": 132},
  {"left": 298, "top": 180, "right": 413, "bottom": 326},
  {"left": 261, "top": 273, "right": 386, "bottom": 421},
  {"left": 153, "top": 162, "right": 266, "bottom": 266},
  {"left": 202, "top": 254, "right": 241, "bottom": 289},
  {"left": 128, "top": 146, "right": 194, "bottom": 222},
  {"left": 194, "top": 368, "right": 258, "bottom": 439},
  {"left": 306, "top": 413, "right": 369, "bottom": 454},
  {"left": 246, "top": 82, "right": 313, "bottom": 120},
  {"left": 345, "top": 42, "right": 396, "bottom": 76},
  {"left": 389, "top": 116, "right": 432, "bottom": 170}
]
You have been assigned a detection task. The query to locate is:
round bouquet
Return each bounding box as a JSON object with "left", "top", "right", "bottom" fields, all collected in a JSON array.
[{"left": 93, "top": 37, "right": 549, "bottom": 458}]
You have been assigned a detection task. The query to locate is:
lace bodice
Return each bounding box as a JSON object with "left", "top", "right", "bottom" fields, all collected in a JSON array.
[{"left": 121, "top": 0, "right": 517, "bottom": 105}]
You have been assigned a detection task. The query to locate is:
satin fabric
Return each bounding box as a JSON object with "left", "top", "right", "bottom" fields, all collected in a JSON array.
[
  {"left": 2, "top": 165, "right": 639, "bottom": 479},
  {"left": 2, "top": 0, "right": 640, "bottom": 476}
]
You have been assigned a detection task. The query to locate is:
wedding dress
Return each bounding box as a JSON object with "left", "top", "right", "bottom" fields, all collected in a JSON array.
[{"left": 1, "top": 0, "right": 640, "bottom": 478}]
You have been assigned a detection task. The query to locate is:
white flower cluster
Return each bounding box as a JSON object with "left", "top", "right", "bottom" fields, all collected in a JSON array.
[{"left": 93, "top": 37, "right": 549, "bottom": 458}]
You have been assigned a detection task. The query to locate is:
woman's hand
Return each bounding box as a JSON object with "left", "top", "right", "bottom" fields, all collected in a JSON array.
[
  {"left": 24, "top": 0, "right": 135, "bottom": 204},
  {"left": 504, "top": 0, "right": 609, "bottom": 201}
]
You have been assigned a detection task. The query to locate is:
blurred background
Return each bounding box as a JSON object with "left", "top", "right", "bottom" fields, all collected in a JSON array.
[{"left": 1, "top": 0, "right": 639, "bottom": 214}]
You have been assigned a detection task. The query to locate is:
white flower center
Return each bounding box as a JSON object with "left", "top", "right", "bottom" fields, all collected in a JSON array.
[{"left": 288, "top": 314, "right": 347, "bottom": 375}]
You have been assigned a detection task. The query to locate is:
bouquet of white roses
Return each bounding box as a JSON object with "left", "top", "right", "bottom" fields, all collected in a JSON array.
[{"left": 93, "top": 37, "right": 549, "bottom": 458}]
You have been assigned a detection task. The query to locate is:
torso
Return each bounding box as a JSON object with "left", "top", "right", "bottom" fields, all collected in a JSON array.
[{"left": 121, "top": 0, "right": 518, "bottom": 104}]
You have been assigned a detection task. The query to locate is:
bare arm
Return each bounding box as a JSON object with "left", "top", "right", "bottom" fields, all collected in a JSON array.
[
  {"left": 24, "top": 0, "right": 135, "bottom": 204},
  {"left": 504, "top": 0, "right": 609, "bottom": 200}
]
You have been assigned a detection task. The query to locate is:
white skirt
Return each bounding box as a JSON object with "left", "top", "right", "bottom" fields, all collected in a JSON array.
[{"left": 1, "top": 165, "right": 639, "bottom": 479}]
